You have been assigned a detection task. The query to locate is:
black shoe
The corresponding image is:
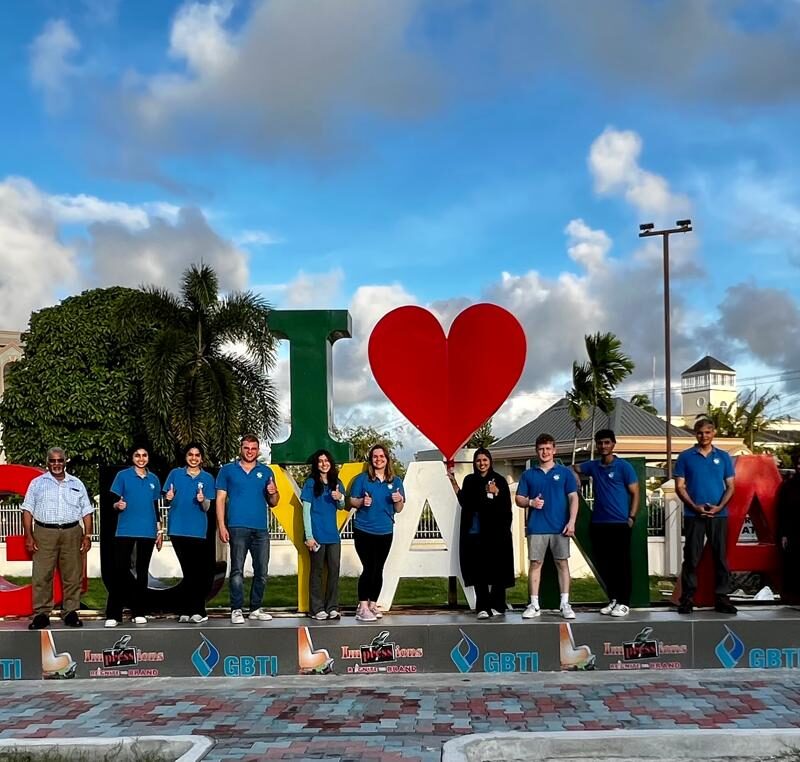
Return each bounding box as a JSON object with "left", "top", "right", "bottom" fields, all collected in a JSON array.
[
  {"left": 28, "top": 613, "right": 50, "bottom": 630},
  {"left": 715, "top": 599, "right": 738, "bottom": 615},
  {"left": 63, "top": 611, "right": 83, "bottom": 628},
  {"left": 677, "top": 601, "right": 694, "bottom": 615}
]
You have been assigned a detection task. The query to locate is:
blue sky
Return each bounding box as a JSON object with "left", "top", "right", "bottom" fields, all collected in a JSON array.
[{"left": 2, "top": 0, "right": 800, "bottom": 455}]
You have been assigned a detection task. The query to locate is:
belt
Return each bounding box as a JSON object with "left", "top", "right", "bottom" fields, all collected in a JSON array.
[{"left": 36, "top": 521, "right": 79, "bottom": 530}]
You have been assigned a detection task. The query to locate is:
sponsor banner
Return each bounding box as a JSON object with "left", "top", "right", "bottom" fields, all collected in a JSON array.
[
  {"left": 297, "top": 625, "right": 429, "bottom": 675},
  {"left": 557, "top": 619, "right": 692, "bottom": 671},
  {"left": 0, "top": 630, "right": 40, "bottom": 680},
  {"left": 695, "top": 616, "right": 800, "bottom": 670},
  {"left": 426, "top": 623, "right": 560, "bottom": 673}
]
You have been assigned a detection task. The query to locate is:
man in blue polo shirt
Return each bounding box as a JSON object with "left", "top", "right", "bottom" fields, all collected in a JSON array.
[
  {"left": 674, "top": 418, "right": 736, "bottom": 615},
  {"left": 216, "top": 434, "right": 280, "bottom": 624},
  {"left": 574, "top": 429, "right": 639, "bottom": 618},
  {"left": 515, "top": 433, "right": 579, "bottom": 619}
]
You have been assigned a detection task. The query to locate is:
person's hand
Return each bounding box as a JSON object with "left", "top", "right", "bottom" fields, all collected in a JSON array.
[
  {"left": 165, "top": 484, "right": 175, "bottom": 501},
  {"left": 218, "top": 525, "right": 230, "bottom": 543},
  {"left": 156, "top": 533, "right": 163, "bottom": 552},
  {"left": 704, "top": 503, "right": 721, "bottom": 516},
  {"left": 80, "top": 535, "right": 92, "bottom": 553},
  {"left": 305, "top": 538, "right": 317, "bottom": 550},
  {"left": 25, "top": 534, "right": 38, "bottom": 554},
  {"left": 563, "top": 521, "right": 576, "bottom": 537},
  {"left": 391, "top": 489, "right": 403, "bottom": 504},
  {"left": 782, "top": 536, "right": 789, "bottom": 551},
  {"left": 331, "top": 487, "right": 343, "bottom": 502},
  {"left": 363, "top": 492, "right": 372, "bottom": 507},
  {"left": 266, "top": 477, "right": 277, "bottom": 496},
  {"left": 447, "top": 465, "right": 457, "bottom": 482},
  {"left": 196, "top": 484, "right": 205, "bottom": 503},
  {"left": 627, "top": 516, "right": 635, "bottom": 528},
  {"left": 115, "top": 498, "right": 127, "bottom": 511},
  {"left": 487, "top": 479, "right": 499, "bottom": 496},
  {"left": 531, "top": 494, "right": 544, "bottom": 510}
]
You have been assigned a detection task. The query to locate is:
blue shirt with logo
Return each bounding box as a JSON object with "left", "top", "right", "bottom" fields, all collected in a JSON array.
[
  {"left": 581, "top": 456, "right": 638, "bottom": 523},
  {"left": 111, "top": 467, "right": 161, "bottom": 539},
  {"left": 164, "top": 467, "right": 216, "bottom": 539},
  {"left": 300, "top": 478, "right": 346, "bottom": 544},
  {"left": 216, "top": 461, "right": 275, "bottom": 530},
  {"left": 517, "top": 463, "right": 577, "bottom": 535},
  {"left": 674, "top": 446, "right": 734, "bottom": 517},
  {"left": 350, "top": 473, "right": 405, "bottom": 535}
]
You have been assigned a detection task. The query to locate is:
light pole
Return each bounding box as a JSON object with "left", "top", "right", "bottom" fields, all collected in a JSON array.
[{"left": 638, "top": 219, "right": 692, "bottom": 481}]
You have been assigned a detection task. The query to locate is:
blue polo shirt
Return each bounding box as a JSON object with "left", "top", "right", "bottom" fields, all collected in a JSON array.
[
  {"left": 351, "top": 473, "right": 405, "bottom": 535},
  {"left": 517, "top": 463, "right": 577, "bottom": 535},
  {"left": 581, "top": 457, "right": 638, "bottom": 523},
  {"left": 216, "top": 461, "right": 275, "bottom": 530},
  {"left": 674, "top": 446, "right": 734, "bottom": 517},
  {"left": 111, "top": 467, "right": 161, "bottom": 539},
  {"left": 164, "top": 467, "right": 216, "bottom": 539},
  {"left": 301, "top": 478, "right": 346, "bottom": 544}
]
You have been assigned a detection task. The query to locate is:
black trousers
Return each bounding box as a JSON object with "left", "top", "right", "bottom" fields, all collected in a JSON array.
[
  {"left": 106, "top": 536, "right": 155, "bottom": 620},
  {"left": 474, "top": 583, "right": 507, "bottom": 614},
  {"left": 680, "top": 516, "right": 730, "bottom": 602},
  {"left": 590, "top": 522, "right": 633, "bottom": 605},
  {"left": 172, "top": 535, "right": 212, "bottom": 617},
  {"left": 353, "top": 528, "right": 393, "bottom": 601},
  {"left": 309, "top": 542, "right": 342, "bottom": 614}
]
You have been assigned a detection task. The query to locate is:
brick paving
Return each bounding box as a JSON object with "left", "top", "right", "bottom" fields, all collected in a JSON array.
[{"left": 2, "top": 671, "right": 800, "bottom": 760}]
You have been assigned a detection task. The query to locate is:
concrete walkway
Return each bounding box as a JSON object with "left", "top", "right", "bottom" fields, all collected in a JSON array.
[{"left": 3, "top": 670, "right": 800, "bottom": 760}]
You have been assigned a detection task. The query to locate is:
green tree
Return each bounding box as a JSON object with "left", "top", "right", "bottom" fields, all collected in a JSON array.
[
  {"left": 466, "top": 418, "right": 498, "bottom": 449},
  {"left": 630, "top": 393, "right": 658, "bottom": 415},
  {"left": 706, "top": 389, "right": 784, "bottom": 450},
  {"left": 581, "top": 332, "right": 635, "bottom": 459},
  {"left": 115, "top": 264, "right": 279, "bottom": 465},
  {"left": 338, "top": 424, "right": 405, "bottom": 476},
  {"left": 566, "top": 362, "right": 593, "bottom": 464},
  {"left": 0, "top": 287, "right": 147, "bottom": 494}
]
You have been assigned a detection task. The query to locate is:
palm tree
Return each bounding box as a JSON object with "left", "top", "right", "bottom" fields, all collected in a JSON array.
[
  {"left": 707, "top": 389, "right": 784, "bottom": 450},
  {"left": 630, "top": 393, "right": 658, "bottom": 415},
  {"left": 583, "top": 332, "right": 635, "bottom": 459},
  {"left": 566, "top": 362, "right": 592, "bottom": 464},
  {"left": 467, "top": 418, "right": 498, "bottom": 449},
  {"left": 115, "top": 264, "right": 279, "bottom": 464}
]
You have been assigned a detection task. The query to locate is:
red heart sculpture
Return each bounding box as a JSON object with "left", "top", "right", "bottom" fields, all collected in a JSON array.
[{"left": 368, "top": 304, "right": 526, "bottom": 460}]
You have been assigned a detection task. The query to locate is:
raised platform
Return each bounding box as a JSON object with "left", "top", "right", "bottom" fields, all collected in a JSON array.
[{"left": 1, "top": 606, "right": 798, "bottom": 680}]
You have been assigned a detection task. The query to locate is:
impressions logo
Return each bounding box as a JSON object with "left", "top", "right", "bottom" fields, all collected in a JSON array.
[
  {"left": 450, "top": 630, "right": 480, "bottom": 673},
  {"left": 715, "top": 626, "right": 745, "bottom": 669},
  {"left": 191, "top": 634, "right": 220, "bottom": 677}
]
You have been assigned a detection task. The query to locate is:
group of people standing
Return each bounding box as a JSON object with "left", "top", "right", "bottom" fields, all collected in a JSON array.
[{"left": 19, "top": 417, "right": 749, "bottom": 628}]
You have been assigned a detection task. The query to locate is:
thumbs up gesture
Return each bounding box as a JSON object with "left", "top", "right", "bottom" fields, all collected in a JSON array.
[
  {"left": 115, "top": 498, "right": 127, "bottom": 512},
  {"left": 531, "top": 493, "right": 544, "bottom": 510},
  {"left": 391, "top": 487, "right": 403, "bottom": 504},
  {"left": 363, "top": 491, "right": 373, "bottom": 507},
  {"left": 266, "top": 476, "right": 277, "bottom": 496},
  {"left": 331, "top": 486, "right": 343, "bottom": 502},
  {"left": 165, "top": 484, "right": 175, "bottom": 501},
  {"left": 487, "top": 479, "right": 499, "bottom": 496}
]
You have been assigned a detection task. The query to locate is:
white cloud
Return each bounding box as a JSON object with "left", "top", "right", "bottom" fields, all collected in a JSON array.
[
  {"left": 48, "top": 194, "right": 181, "bottom": 229},
  {"left": 234, "top": 229, "right": 282, "bottom": 247},
  {"left": 29, "top": 19, "right": 80, "bottom": 113},
  {"left": 284, "top": 269, "right": 344, "bottom": 308},
  {"left": 565, "top": 218, "right": 611, "bottom": 271}
]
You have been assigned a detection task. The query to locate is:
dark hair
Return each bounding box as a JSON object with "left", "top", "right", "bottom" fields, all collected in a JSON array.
[
  {"left": 594, "top": 429, "right": 616, "bottom": 443},
  {"left": 535, "top": 433, "right": 555, "bottom": 448},
  {"left": 309, "top": 449, "right": 339, "bottom": 498},
  {"left": 693, "top": 418, "right": 715, "bottom": 432},
  {"left": 128, "top": 442, "right": 150, "bottom": 461},
  {"left": 241, "top": 433, "right": 259, "bottom": 445},
  {"left": 472, "top": 447, "right": 494, "bottom": 474},
  {"left": 367, "top": 443, "right": 395, "bottom": 482},
  {"left": 183, "top": 441, "right": 205, "bottom": 460}
]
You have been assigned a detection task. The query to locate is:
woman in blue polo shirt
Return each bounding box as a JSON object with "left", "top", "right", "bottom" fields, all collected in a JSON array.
[
  {"left": 105, "top": 445, "right": 162, "bottom": 627},
  {"left": 164, "top": 442, "right": 216, "bottom": 624},
  {"left": 349, "top": 444, "right": 405, "bottom": 622},
  {"left": 301, "top": 449, "right": 348, "bottom": 620}
]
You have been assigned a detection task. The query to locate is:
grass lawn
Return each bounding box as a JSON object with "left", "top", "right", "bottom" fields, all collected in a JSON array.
[{"left": 5, "top": 575, "right": 674, "bottom": 612}]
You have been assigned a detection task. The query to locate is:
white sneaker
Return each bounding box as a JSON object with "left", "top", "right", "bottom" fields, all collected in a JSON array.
[
  {"left": 178, "top": 615, "right": 191, "bottom": 623},
  {"left": 355, "top": 604, "right": 377, "bottom": 622},
  {"left": 368, "top": 602, "right": 383, "bottom": 619},
  {"left": 477, "top": 610, "right": 490, "bottom": 620},
  {"left": 560, "top": 603, "right": 576, "bottom": 620},
  {"left": 522, "top": 603, "right": 541, "bottom": 619},
  {"left": 327, "top": 610, "right": 340, "bottom": 620},
  {"left": 231, "top": 609, "right": 245, "bottom": 625},
  {"left": 313, "top": 611, "right": 328, "bottom": 620},
  {"left": 491, "top": 609, "right": 505, "bottom": 617},
  {"left": 248, "top": 608, "right": 273, "bottom": 621},
  {"left": 190, "top": 614, "right": 208, "bottom": 624},
  {"left": 104, "top": 619, "right": 118, "bottom": 628},
  {"left": 610, "top": 604, "right": 630, "bottom": 618},
  {"left": 600, "top": 600, "right": 617, "bottom": 615},
  {"left": 133, "top": 616, "right": 147, "bottom": 625}
]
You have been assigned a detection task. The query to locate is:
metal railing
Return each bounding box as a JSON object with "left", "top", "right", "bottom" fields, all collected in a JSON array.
[{"left": 580, "top": 487, "right": 666, "bottom": 537}]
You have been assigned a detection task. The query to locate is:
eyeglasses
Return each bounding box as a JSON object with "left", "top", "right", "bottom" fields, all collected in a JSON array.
[{"left": 48, "top": 459, "right": 65, "bottom": 464}]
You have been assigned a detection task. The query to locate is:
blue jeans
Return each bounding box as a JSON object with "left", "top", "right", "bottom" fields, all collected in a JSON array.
[{"left": 228, "top": 527, "right": 270, "bottom": 611}]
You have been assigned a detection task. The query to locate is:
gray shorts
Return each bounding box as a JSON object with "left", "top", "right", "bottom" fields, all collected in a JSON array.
[{"left": 527, "top": 533, "right": 570, "bottom": 562}]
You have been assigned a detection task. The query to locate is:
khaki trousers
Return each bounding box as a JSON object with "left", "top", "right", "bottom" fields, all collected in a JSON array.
[{"left": 32, "top": 524, "right": 84, "bottom": 615}]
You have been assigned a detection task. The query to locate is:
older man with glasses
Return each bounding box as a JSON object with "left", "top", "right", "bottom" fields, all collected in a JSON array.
[{"left": 21, "top": 447, "right": 94, "bottom": 630}]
